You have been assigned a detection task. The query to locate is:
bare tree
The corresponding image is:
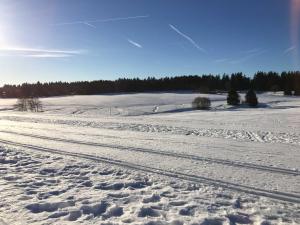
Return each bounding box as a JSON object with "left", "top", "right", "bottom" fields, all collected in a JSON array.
[
  {"left": 14, "top": 98, "right": 28, "bottom": 111},
  {"left": 14, "top": 98, "right": 43, "bottom": 112},
  {"left": 28, "top": 98, "right": 43, "bottom": 112}
]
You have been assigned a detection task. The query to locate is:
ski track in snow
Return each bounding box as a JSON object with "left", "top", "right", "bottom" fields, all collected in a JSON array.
[
  {"left": 1, "top": 139, "right": 300, "bottom": 203},
  {"left": 0, "top": 145, "right": 299, "bottom": 225},
  {"left": 0, "top": 130, "right": 299, "bottom": 176},
  {"left": 1, "top": 115, "right": 300, "bottom": 146}
]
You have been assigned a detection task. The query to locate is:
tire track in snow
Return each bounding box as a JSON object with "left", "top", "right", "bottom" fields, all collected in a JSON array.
[
  {"left": 1, "top": 116, "right": 299, "bottom": 145},
  {"left": 0, "top": 139, "right": 299, "bottom": 204},
  {"left": 0, "top": 130, "right": 298, "bottom": 176}
]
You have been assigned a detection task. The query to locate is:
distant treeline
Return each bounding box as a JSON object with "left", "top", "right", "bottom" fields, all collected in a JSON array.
[{"left": 1, "top": 71, "right": 300, "bottom": 98}]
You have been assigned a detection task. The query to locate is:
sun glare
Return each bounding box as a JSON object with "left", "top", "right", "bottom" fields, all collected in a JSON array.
[
  {"left": 291, "top": 0, "right": 300, "bottom": 42},
  {"left": 291, "top": 0, "right": 300, "bottom": 65}
]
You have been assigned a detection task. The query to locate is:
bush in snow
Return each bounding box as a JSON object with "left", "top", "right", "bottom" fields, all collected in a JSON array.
[
  {"left": 227, "top": 90, "right": 240, "bottom": 106},
  {"left": 245, "top": 89, "right": 258, "bottom": 107},
  {"left": 192, "top": 97, "right": 211, "bottom": 110}
]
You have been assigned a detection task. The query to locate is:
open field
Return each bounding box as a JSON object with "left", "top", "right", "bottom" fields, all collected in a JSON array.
[{"left": 0, "top": 92, "right": 299, "bottom": 224}]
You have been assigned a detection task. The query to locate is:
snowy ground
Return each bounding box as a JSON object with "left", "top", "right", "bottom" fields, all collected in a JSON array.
[{"left": 0, "top": 92, "right": 299, "bottom": 224}]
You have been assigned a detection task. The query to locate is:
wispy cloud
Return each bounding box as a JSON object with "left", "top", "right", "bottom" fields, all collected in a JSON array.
[
  {"left": 0, "top": 46, "right": 86, "bottom": 58},
  {"left": 284, "top": 46, "right": 296, "bottom": 54},
  {"left": 53, "top": 15, "right": 150, "bottom": 28},
  {"left": 169, "top": 24, "right": 205, "bottom": 52},
  {"left": 127, "top": 39, "right": 143, "bottom": 48}
]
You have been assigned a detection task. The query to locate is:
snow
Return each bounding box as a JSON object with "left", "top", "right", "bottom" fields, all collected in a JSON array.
[{"left": 0, "top": 92, "right": 299, "bottom": 224}]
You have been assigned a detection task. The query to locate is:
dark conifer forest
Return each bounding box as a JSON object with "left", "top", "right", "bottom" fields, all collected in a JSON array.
[{"left": 1, "top": 71, "right": 300, "bottom": 98}]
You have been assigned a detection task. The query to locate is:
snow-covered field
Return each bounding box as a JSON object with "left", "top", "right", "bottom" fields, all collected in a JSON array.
[{"left": 0, "top": 92, "right": 299, "bottom": 224}]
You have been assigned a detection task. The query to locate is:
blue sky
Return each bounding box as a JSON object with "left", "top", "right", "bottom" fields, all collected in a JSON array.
[{"left": 0, "top": 0, "right": 299, "bottom": 85}]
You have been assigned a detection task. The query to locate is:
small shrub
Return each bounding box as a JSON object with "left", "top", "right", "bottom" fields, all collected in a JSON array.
[
  {"left": 192, "top": 97, "right": 211, "bottom": 110},
  {"left": 245, "top": 89, "right": 258, "bottom": 107},
  {"left": 227, "top": 90, "right": 240, "bottom": 106}
]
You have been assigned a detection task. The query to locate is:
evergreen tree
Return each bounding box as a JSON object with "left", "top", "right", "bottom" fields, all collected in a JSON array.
[
  {"left": 227, "top": 89, "right": 240, "bottom": 105},
  {"left": 294, "top": 74, "right": 300, "bottom": 96},
  {"left": 0, "top": 71, "right": 299, "bottom": 98},
  {"left": 227, "top": 90, "right": 240, "bottom": 105},
  {"left": 245, "top": 89, "right": 258, "bottom": 107}
]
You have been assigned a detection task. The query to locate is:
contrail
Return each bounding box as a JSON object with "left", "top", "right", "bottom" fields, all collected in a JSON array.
[
  {"left": 243, "top": 48, "right": 262, "bottom": 54},
  {"left": 82, "top": 22, "right": 96, "bottom": 28},
  {"left": 169, "top": 24, "right": 205, "bottom": 52},
  {"left": 284, "top": 46, "right": 296, "bottom": 54},
  {"left": 230, "top": 49, "right": 267, "bottom": 64},
  {"left": 127, "top": 39, "right": 142, "bottom": 48},
  {"left": 215, "top": 58, "right": 229, "bottom": 63},
  {"left": 53, "top": 15, "right": 150, "bottom": 27}
]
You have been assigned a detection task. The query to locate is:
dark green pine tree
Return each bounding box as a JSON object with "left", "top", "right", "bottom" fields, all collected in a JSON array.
[
  {"left": 294, "top": 74, "right": 300, "bottom": 96},
  {"left": 227, "top": 89, "right": 240, "bottom": 105},
  {"left": 245, "top": 89, "right": 258, "bottom": 107}
]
